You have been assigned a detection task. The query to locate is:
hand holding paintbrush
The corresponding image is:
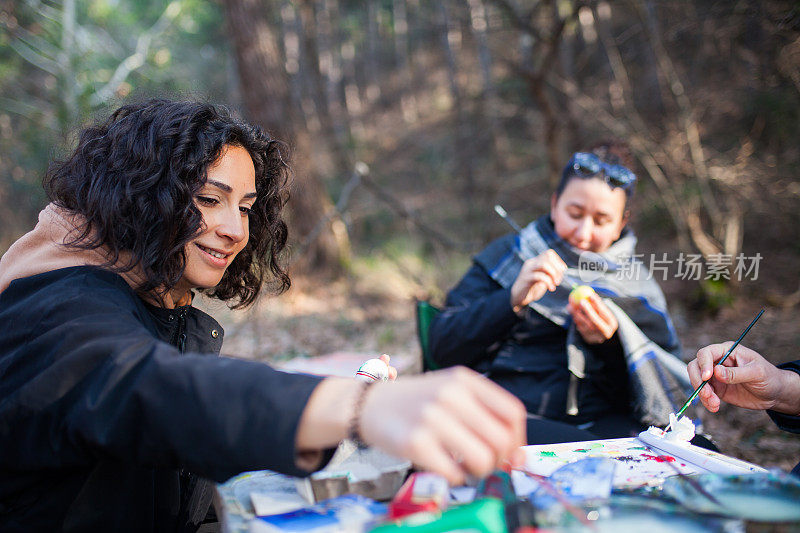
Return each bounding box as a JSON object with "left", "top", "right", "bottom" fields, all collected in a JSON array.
[
  {"left": 686, "top": 314, "right": 800, "bottom": 417},
  {"left": 494, "top": 205, "right": 580, "bottom": 291},
  {"left": 666, "top": 309, "right": 765, "bottom": 432}
]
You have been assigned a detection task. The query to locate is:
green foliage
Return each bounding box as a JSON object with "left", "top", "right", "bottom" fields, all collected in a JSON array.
[
  {"left": 0, "top": 0, "right": 232, "bottom": 245},
  {"left": 694, "top": 279, "right": 735, "bottom": 315}
]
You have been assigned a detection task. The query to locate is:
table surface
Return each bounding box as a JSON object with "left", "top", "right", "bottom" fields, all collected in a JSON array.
[{"left": 214, "top": 436, "right": 770, "bottom": 532}]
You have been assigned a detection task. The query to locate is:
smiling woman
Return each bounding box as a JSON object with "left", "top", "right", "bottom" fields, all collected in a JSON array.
[{"left": 0, "top": 99, "right": 527, "bottom": 532}]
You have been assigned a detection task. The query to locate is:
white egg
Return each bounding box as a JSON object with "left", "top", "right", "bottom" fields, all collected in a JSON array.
[{"left": 355, "top": 358, "right": 389, "bottom": 382}]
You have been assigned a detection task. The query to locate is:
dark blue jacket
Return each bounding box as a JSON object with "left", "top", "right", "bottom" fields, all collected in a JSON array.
[
  {"left": 768, "top": 361, "right": 800, "bottom": 476},
  {"left": 0, "top": 266, "right": 326, "bottom": 532},
  {"left": 429, "top": 260, "right": 631, "bottom": 424}
]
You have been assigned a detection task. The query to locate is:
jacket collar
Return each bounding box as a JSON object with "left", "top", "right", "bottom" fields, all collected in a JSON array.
[{"left": 0, "top": 203, "right": 188, "bottom": 308}]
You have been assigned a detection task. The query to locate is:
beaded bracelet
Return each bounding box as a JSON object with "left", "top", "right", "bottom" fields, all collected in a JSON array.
[{"left": 348, "top": 381, "right": 376, "bottom": 448}]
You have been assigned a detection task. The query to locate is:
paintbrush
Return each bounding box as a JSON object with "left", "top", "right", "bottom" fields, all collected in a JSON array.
[
  {"left": 661, "top": 456, "right": 727, "bottom": 509},
  {"left": 493, "top": 205, "right": 579, "bottom": 290},
  {"left": 664, "top": 308, "right": 765, "bottom": 433}
]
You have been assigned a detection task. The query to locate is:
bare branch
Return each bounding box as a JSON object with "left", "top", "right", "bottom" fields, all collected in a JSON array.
[
  {"left": 638, "top": 1, "right": 722, "bottom": 229},
  {"left": 0, "top": 96, "right": 56, "bottom": 126},
  {"left": 89, "top": 1, "right": 183, "bottom": 106},
  {"left": 9, "top": 39, "right": 60, "bottom": 75},
  {"left": 290, "top": 165, "right": 363, "bottom": 265},
  {"left": 686, "top": 213, "right": 723, "bottom": 258},
  {"left": 359, "top": 174, "right": 475, "bottom": 253},
  {"left": 590, "top": 5, "right": 656, "bottom": 145},
  {"left": 14, "top": 26, "right": 61, "bottom": 60}
]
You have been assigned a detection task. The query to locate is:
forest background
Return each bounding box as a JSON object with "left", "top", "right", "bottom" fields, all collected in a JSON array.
[{"left": 1, "top": 0, "right": 799, "bottom": 469}]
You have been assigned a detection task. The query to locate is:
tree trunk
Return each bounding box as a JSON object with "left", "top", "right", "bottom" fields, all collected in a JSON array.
[
  {"left": 364, "top": 0, "right": 381, "bottom": 103},
  {"left": 466, "top": 0, "right": 508, "bottom": 176},
  {"left": 438, "top": 1, "right": 477, "bottom": 224},
  {"left": 279, "top": 0, "right": 306, "bottom": 130},
  {"left": 223, "top": 0, "right": 344, "bottom": 271},
  {"left": 298, "top": 0, "right": 352, "bottom": 175},
  {"left": 394, "top": 0, "right": 418, "bottom": 122}
]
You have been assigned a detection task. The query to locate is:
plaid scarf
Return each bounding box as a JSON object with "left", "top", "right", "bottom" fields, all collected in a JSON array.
[{"left": 475, "top": 215, "right": 696, "bottom": 427}]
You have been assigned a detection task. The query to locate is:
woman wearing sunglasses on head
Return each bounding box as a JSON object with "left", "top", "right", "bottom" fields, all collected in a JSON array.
[
  {"left": 429, "top": 141, "right": 697, "bottom": 445},
  {"left": 0, "top": 99, "right": 527, "bottom": 532}
]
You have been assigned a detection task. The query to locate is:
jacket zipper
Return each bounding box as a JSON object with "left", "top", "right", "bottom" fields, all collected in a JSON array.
[
  {"left": 176, "top": 309, "right": 187, "bottom": 354},
  {"left": 175, "top": 307, "right": 193, "bottom": 521}
]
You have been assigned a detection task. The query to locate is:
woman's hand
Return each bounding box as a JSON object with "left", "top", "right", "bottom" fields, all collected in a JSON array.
[
  {"left": 568, "top": 292, "right": 618, "bottom": 344},
  {"left": 687, "top": 343, "right": 800, "bottom": 415},
  {"left": 360, "top": 367, "right": 527, "bottom": 484},
  {"left": 296, "top": 367, "right": 527, "bottom": 485},
  {"left": 378, "top": 354, "right": 399, "bottom": 380},
  {"left": 510, "top": 250, "right": 566, "bottom": 312}
]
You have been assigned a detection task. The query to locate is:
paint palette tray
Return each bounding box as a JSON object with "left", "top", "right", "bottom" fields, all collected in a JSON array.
[
  {"left": 638, "top": 429, "right": 765, "bottom": 475},
  {"left": 513, "top": 435, "right": 764, "bottom": 492}
]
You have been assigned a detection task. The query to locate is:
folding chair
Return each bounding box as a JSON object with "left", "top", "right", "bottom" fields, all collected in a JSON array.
[{"left": 415, "top": 299, "right": 442, "bottom": 371}]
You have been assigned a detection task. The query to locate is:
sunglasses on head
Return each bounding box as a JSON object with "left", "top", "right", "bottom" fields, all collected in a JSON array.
[{"left": 566, "top": 152, "right": 637, "bottom": 189}]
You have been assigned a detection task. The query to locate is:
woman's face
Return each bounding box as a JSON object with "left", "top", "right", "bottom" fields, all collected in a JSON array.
[
  {"left": 177, "top": 145, "right": 256, "bottom": 294},
  {"left": 550, "top": 177, "right": 628, "bottom": 253}
]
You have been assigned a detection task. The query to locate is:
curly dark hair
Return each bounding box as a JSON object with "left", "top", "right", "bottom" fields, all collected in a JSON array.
[{"left": 45, "top": 98, "right": 291, "bottom": 308}]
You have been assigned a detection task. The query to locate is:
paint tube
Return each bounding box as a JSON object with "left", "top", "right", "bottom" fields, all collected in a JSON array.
[
  {"left": 388, "top": 472, "right": 449, "bottom": 520},
  {"left": 369, "top": 498, "right": 508, "bottom": 533}
]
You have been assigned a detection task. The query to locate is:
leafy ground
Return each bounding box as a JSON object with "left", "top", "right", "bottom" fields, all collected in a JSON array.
[{"left": 204, "top": 256, "right": 800, "bottom": 473}]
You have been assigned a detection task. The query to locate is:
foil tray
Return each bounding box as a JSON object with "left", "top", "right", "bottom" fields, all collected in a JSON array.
[{"left": 295, "top": 440, "right": 411, "bottom": 503}]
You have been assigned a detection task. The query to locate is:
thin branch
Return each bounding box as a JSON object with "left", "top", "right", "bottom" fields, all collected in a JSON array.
[
  {"left": 14, "top": 26, "right": 61, "bottom": 60},
  {"left": 290, "top": 164, "right": 363, "bottom": 265},
  {"left": 290, "top": 160, "right": 476, "bottom": 267},
  {"left": 0, "top": 96, "right": 56, "bottom": 126},
  {"left": 590, "top": 5, "right": 657, "bottom": 146},
  {"left": 359, "top": 172, "right": 475, "bottom": 253},
  {"left": 89, "top": 0, "right": 183, "bottom": 106},
  {"left": 9, "top": 40, "right": 60, "bottom": 75},
  {"left": 639, "top": 0, "right": 722, "bottom": 228}
]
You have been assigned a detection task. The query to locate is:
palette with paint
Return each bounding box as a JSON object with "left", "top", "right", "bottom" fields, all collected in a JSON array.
[{"left": 513, "top": 432, "right": 764, "bottom": 492}]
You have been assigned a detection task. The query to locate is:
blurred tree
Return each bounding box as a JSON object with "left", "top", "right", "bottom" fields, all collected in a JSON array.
[
  {"left": 2, "top": 0, "right": 798, "bottom": 292},
  {"left": 223, "top": 0, "right": 349, "bottom": 271}
]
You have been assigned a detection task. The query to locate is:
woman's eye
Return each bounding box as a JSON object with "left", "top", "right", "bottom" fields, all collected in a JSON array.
[
  {"left": 239, "top": 206, "right": 253, "bottom": 216},
  {"left": 196, "top": 196, "right": 218, "bottom": 206}
]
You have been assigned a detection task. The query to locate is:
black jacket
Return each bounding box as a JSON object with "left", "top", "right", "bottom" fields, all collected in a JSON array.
[
  {"left": 768, "top": 361, "right": 800, "bottom": 476},
  {"left": 429, "top": 262, "right": 633, "bottom": 424},
  {"left": 0, "top": 266, "right": 326, "bottom": 532}
]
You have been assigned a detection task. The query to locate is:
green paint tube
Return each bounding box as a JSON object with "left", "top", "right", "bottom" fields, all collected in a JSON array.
[{"left": 368, "top": 497, "right": 508, "bottom": 533}]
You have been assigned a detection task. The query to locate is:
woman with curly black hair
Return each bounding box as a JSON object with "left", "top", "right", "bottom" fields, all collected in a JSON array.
[{"left": 0, "top": 99, "right": 526, "bottom": 532}]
